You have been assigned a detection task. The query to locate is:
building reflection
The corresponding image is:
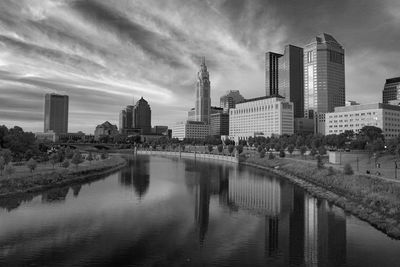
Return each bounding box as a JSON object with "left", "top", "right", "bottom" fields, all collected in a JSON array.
[
  {"left": 71, "top": 184, "right": 82, "bottom": 197},
  {"left": 119, "top": 157, "right": 150, "bottom": 199}
]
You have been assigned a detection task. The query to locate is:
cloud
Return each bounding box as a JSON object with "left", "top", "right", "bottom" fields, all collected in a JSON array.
[{"left": 0, "top": 0, "right": 398, "bottom": 133}]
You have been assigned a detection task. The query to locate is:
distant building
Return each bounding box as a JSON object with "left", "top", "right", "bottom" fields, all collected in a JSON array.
[
  {"left": 220, "top": 90, "right": 245, "bottom": 112},
  {"left": 57, "top": 132, "right": 85, "bottom": 142},
  {"left": 172, "top": 121, "right": 210, "bottom": 140},
  {"left": 294, "top": 118, "right": 314, "bottom": 135},
  {"left": 265, "top": 52, "right": 282, "bottom": 96},
  {"left": 345, "top": 100, "right": 359, "bottom": 106},
  {"left": 35, "top": 131, "right": 57, "bottom": 142},
  {"left": 44, "top": 93, "right": 69, "bottom": 134},
  {"left": 119, "top": 110, "right": 127, "bottom": 131},
  {"left": 325, "top": 103, "right": 400, "bottom": 139},
  {"left": 210, "top": 113, "right": 229, "bottom": 136},
  {"left": 382, "top": 77, "right": 400, "bottom": 104},
  {"left": 133, "top": 97, "right": 151, "bottom": 134},
  {"left": 278, "top": 45, "right": 304, "bottom": 118},
  {"left": 152, "top": 125, "right": 169, "bottom": 135},
  {"left": 188, "top": 108, "right": 196, "bottom": 121},
  {"left": 94, "top": 121, "right": 119, "bottom": 141},
  {"left": 210, "top": 106, "right": 223, "bottom": 115},
  {"left": 304, "top": 33, "right": 345, "bottom": 118},
  {"left": 229, "top": 96, "right": 294, "bottom": 143},
  {"left": 195, "top": 57, "right": 211, "bottom": 123}
]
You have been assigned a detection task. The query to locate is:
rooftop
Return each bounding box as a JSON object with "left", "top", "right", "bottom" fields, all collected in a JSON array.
[
  {"left": 386, "top": 77, "right": 400, "bottom": 84},
  {"left": 238, "top": 94, "right": 284, "bottom": 104}
]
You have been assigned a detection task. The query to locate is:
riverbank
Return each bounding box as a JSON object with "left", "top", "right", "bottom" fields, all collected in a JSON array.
[
  {"left": 0, "top": 156, "right": 127, "bottom": 198},
  {"left": 242, "top": 156, "right": 400, "bottom": 239}
]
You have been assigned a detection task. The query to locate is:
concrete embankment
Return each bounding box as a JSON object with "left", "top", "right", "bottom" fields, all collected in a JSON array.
[
  {"left": 0, "top": 156, "right": 127, "bottom": 198},
  {"left": 134, "top": 150, "right": 239, "bottom": 163},
  {"left": 242, "top": 157, "right": 400, "bottom": 239}
]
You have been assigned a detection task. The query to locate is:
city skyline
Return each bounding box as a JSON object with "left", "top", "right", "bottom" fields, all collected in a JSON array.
[{"left": 0, "top": 0, "right": 399, "bottom": 133}]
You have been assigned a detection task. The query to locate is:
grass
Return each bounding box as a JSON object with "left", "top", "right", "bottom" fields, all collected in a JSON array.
[
  {"left": 244, "top": 155, "right": 400, "bottom": 238},
  {"left": 0, "top": 156, "right": 126, "bottom": 196}
]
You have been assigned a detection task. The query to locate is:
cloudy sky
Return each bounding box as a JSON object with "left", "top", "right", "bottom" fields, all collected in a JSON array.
[{"left": 0, "top": 0, "right": 399, "bottom": 133}]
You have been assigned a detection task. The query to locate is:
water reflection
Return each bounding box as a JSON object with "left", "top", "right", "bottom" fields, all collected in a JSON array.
[{"left": 0, "top": 156, "right": 399, "bottom": 267}]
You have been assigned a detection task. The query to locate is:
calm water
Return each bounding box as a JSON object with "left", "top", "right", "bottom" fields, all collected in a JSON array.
[{"left": 1, "top": 155, "right": 400, "bottom": 267}]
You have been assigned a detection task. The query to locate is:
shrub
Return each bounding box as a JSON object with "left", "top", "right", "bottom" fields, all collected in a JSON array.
[
  {"left": 279, "top": 149, "right": 285, "bottom": 158},
  {"left": 316, "top": 154, "right": 324, "bottom": 169},
  {"left": 257, "top": 146, "right": 263, "bottom": 153},
  {"left": 344, "top": 163, "right": 354, "bottom": 175},
  {"left": 207, "top": 145, "right": 213, "bottom": 154},
  {"left": 65, "top": 147, "right": 74, "bottom": 159},
  {"left": 87, "top": 151, "right": 94, "bottom": 164},
  {"left": 318, "top": 146, "right": 327, "bottom": 155},
  {"left": 26, "top": 158, "right": 37, "bottom": 173},
  {"left": 61, "top": 159, "right": 70, "bottom": 169},
  {"left": 269, "top": 152, "right": 275, "bottom": 160},
  {"left": 310, "top": 147, "right": 317, "bottom": 157},
  {"left": 235, "top": 145, "right": 243, "bottom": 155},
  {"left": 300, "top": 146, "right": 307, "bottom": 157},
  {"left": 72, "top": 151, "right": 84, "bottom": 169},
  {"left": 287, "top": 144, "right": 295, "bottom": 155},
  {"left": 217, "top": 144, "right": 223, "bottom": 154},
  {"left": 260, "top": 149, "right": 266, "bottom": 158},
  {"left": 49, "top": 153, "right": 58, "bottom": 169},
  {"left": 228, "top": 145, "right": 234, "bottom": 155}
]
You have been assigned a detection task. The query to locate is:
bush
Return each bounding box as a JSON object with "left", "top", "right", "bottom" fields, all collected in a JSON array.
[
  {"left": 260, "top": 149, "right": 266, "bottom": 158},
  {"left": 61, "top": 160, "right": 70, "bottom": 169},
  {"left": 235, "top": 145, "right": 243, "bottom": 155},
  {"left": 279, "top": 149, "right": 285, "bottom": 158},
  {"left": 217, "top": 144, "right": 223, "bottom": 154},
  {"left": 87, "top": 151, "right": 94, "bottom": 164},
  {"left": 228, "top": 145, "right": 234, "bottom": 155},
  {"left": 26, "top": 158, "right": 37, "bottom": 173},
  {"left": 72, "top": 151, "right": 84, "bottom": 169},
  {"left": 300, "top": 146, "right": 307, "bottom": 157},
  {"left": 49, "top": 153, "right": 58, "bottom": 169},
  {"left": 316, "top": 154, "right": 324, "bottom": 169},
  {"left": 343, "top": 163, "right": 354, "bottom": 175},
  {"left": 287, "top": 144, "right": 295, "bottom": 155},
  {"left": 268, "top": 152, "right": 275, "bottom": 160}
]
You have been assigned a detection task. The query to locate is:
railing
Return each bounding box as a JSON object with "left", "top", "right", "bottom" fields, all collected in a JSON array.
[{"left": 135, "top": 150, "right": 239, "bottom": 163}]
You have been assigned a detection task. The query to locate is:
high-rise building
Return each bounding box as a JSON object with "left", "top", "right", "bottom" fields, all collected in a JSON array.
[
  {"left": 172, "top": 121, "right": 210, "bottom": 140},
  {"left": 119, "top": 110, "right": 127, "bottom": 132},
  {"left": 382, "top": 77, "right": 400, "bottom": 104},
  {"left": 210, "top": 113, "right": 229, "bottom": 136},
  {"left": 133, "top": 97, "right": 151, "bottom": 134},
  {"left": 278, "top": 45, "right": 304, "bottom": 118},
  {"left": 44, "top": 93, "right": 69, "bottom": 134},
  {"left": 303, "top": 33, "right": 345, "bottom": 118},
  {"left": 220, "top": 90, "right": 245, "bottom": 112},
  {"left": 195, "top": 57, "right": 211, "bottom": 123},
  {"left": 265, "top": 52, "right": 283, "bottom": 96}
]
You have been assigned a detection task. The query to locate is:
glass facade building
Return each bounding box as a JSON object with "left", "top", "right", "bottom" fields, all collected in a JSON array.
[
  {"left": 44, "top": 93, "right": 69, "bottom": 134},
  {"left": 382, "top": 77, "right": 400, "bottom": 104}
]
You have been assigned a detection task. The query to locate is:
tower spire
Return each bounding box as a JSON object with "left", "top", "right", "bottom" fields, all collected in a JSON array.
[{"left": 201, "top": 56, "right": 206, "bottom": 66}]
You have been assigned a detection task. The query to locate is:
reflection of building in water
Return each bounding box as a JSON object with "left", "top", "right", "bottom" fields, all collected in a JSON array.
[
  {"left": 304, "top": 196, "right": 347, "bottom": 267},
  {"left": 194, "top": 173, "right": 210, "bottom": 244},
  {"left": 41, "top": 187, "right": 69, "bottom": 202},
  {"left": 71, "top": 185, "right": 82, "bottom": 197},
  {"left": 119, "top": 157, "right": 150, "bottom": 198}
]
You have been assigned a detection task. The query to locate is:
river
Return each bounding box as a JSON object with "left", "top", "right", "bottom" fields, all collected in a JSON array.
[{"left": 1, "top": 155, "right": 400, "bottom": 266}]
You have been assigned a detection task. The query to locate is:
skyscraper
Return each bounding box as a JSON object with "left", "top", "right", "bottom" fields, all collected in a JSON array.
[
  {"left": 220, "top": 90, "right": 245, "bottom": 112},
  {"left": 195, "top": 57, "right": 211, "bottom": 124},
  {"left": 265, "top": 52, "right": 283, "bottom": 96},
  {"left": 382, "top": 77, "right": 400, "bottom": 104},
  {"left": 303, "top": 33, "right": 345, "bottom": 118},
  {"left": 278, "top": 45, "right": 304, "bottom": 118},
  {"left": 132, "top": 97, "right": 151, "bottom": 134},
  {"left": 44, "top": 93, "right": 69, "bottom": 134}
]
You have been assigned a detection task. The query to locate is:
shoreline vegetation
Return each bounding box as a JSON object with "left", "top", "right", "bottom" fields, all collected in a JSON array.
[
  {"left": 242, "top": 155, "right": 400, "bottom": 239},
  {"left": 0, "top": 155, "right": 126, "bottom": 198}
]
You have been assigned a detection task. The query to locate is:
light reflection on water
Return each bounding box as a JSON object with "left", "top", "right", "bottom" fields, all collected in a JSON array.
[{"left": 0, "top": 155, "right": 400, "bottom": 267}]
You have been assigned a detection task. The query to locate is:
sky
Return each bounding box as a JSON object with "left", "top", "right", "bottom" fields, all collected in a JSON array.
[{"left": 0, "top": 0, "right": 399, "bottom": 134}]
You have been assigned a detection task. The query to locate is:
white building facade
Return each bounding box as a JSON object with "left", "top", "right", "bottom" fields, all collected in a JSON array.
[
  {"left": 325, "top": 103, "right": 400, "bottom": 139},
  {"left": 172, "top": 121, "right": 210, "bottom": 140},
  {"left": 229, "top": 96, "right": 294, "bottom": 143}
]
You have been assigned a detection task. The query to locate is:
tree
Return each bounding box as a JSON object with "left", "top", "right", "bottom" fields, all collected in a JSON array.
[
  {"left": 65, "top": 147, "right": 74, "bottom": 159},
  {"left": 259, "top": 149, "right": 266, "bottom": 158},
  {"left": 310, "top": 147, "right": 317, "bottom": 158},
  {"left": 359, "top": 126, "right": 384, "bottom": 142},
  {"left": 207, "top": 145, "right": 213, "bottom": 154},
  {"left": 101, "top": 152, "right": 108, "bottom": 160},
  {"left": 217, "top": 144, "right": 223, "bottom": 154},
  {"left": 57, "top": 149, "right": 65, "bottom": 165},
  {"left": 71, "top": 151, "right": 84, "bottom": 169},
  {"left": 279, "top": 149, "right": 286, "bottom": 158},
  {"left": 316, "top": 154, "right": 324, "bottom": 169},
  {"left": 4, "top": 164, "right": 15, "bottom": 178},
  {"left": 300, "top": 146, "right": 307, "bottom": 158},
  {"left": 318, "top": 146, "right": 327, "bottom": 155},
  {"left": 257, "top": 146, "right": 263, "bottom": 153},
  {"left": 268, "top": 152, "right": 275, "bottom": 160},
  {"left": 235, "top": 145, "right": 243, "bottom": 155},
  {"left": 49, "top": 153, "right": 58, "bottom": 169},
  {"left": 26, "top": 158, "right": 37, "bottom": 173},
  {"left": 61, "top": 159, "right": 70, "bottom": 169},
  {"left": 0, "top": 149, "right": 12, "bottom": 164},
  {"left": 0, "top": 156, "right": 5, "bottom": 175},
  {"left": 287, "top": 144, "right": 295, "bottom": 156},
  {"left": 87, "top": 151, "right": 94, "bottom": 165},
  {"left": 228, "top": 145, "right": 234, "bottom": 156},
  {"left": 343, "top": 163, "right": 354, "bottom": 175}
]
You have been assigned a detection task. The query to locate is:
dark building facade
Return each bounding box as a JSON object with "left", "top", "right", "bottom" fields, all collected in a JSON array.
[
  {"left": 220, "top": 90, "right": 245, "bottom": 112},
  {"left": 210, "top": 113, "right": 229, "bottom": 136},
  {"left": 383, "top": 77, "right": 400, "bottom": 104},
  {"left": 44, "top": 93, "right": 69, "bottom": 134},
  {"left": 279, "top": 45, "right": 304, "bottom": 118},
  {"left": 195, "top": 57, "right": 211, "bottom": 123},
  {"left": 265, "top": 52, "right": 283, "bottom": 96},
  {"left": 133, "top": 97, "right": 151, "bottom": 134}
]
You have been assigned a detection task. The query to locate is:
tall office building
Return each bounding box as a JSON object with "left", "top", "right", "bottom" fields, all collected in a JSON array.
[
  {"left": 220, "top": 90, "right": 245, "bottom": 112},
  {"left": 382, "top": 77, "right": 400, "bottom": 104},
  {"left": 265, "top": 52, "right": 283, "bottom": 96},
  {"left": 195, "top": 57, "right": 211, "bottom": 123},
  {"left": 133, "top": 97, "right": 151, "bottom": 134},
  {"left": 303, "top": 33, "right": 345, "bottom": 118},
  {"left": 44, "top": 93, "right": 69, "bottom": 134},
  {"left": 278, "top": 45, "right": 304, "bottom": 118},
  {"left": 119, "top": 110, "right": 127, "bottom": 132}
]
